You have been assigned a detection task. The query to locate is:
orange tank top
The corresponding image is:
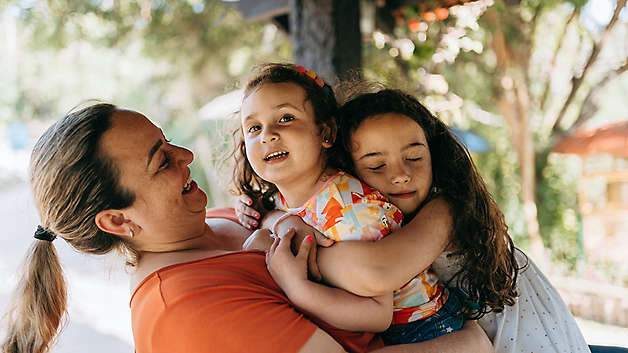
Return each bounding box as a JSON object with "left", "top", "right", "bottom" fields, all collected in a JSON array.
[{"left": 129, "top": 208, "right": 382, "bottom": 353}]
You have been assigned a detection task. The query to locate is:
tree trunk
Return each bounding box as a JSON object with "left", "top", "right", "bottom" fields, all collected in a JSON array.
[{"left": 290, "top": 0, "right": 362, "bottom": 83}]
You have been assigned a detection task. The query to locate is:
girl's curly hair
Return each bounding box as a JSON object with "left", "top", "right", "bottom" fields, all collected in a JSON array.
[
  {"left": 332, "top": 89, "right": 522, "bottom": 319},
  {"left": 231, "top": 63, "right": 338, "bottom": 210}
]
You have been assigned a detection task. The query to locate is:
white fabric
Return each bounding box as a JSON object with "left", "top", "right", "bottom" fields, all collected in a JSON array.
[{"left": 432, "top": 250, "right": 590, "bottom": 353}]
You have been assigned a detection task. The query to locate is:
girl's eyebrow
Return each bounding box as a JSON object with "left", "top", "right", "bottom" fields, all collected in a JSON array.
[
  {"left": 358, "top": 142, "right": 426, "bottom": 161},
  {"left": 403, "top": 142, "right": 426, "bottom": 151},
  {"left": 242, "top": 102, "right": 303, "bottom": 123},
  {"left": 276, "top": 102, "right": 303, "bottom": 112},
  {"left": 357, "top": 151, "right": 382, "bottom": 161}
]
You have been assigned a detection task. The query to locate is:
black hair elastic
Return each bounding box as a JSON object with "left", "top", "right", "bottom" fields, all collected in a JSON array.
[{"left": 34, "top": 225, "right": 56, "bottom": 242}]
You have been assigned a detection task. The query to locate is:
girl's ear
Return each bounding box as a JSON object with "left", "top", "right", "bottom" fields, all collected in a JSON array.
[
  {"left": 320, "top": 119, "right": 338, "bottom": 148},
  {"left": 95, "top": 209, "right": 135, "bottom": 238}
]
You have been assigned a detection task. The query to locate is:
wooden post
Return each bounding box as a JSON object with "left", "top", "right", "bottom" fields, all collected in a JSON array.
[{"left": 289, "top": 0, "right": 362, "bottom": 83}]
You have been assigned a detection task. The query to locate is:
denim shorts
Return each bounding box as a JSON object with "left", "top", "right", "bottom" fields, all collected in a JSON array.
[{"left": 382, "top": 288, "right": 464, "bottom": 345}]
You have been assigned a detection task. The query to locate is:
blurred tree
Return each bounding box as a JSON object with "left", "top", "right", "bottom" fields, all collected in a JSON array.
[
  {"left": 4, "top": 0, "right": 291, "bottom": 107},
  {"left": 1, "top": 0, "right": 292, "bottom": 206},
  {"left": 230, "top": 0, "right": 481, "bottom": 81}
]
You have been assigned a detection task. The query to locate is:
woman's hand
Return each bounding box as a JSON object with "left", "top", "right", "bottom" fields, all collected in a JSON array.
[
  {"left": 266, "top": 228, "right": 394, "bottom": 333},
  {"left": 263, "top": 210, "right": 334, "bottom": 282},
  {"left": 235, "top": 194, "right": 261, "bottom": 230},
  {"left": 265, "top": 228, "right": 313, "bottom": 294}
]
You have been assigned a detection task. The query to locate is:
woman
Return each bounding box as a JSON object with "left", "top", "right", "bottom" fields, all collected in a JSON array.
[{"left": 1, "top": 103, "right": 491, "bottom": 353}]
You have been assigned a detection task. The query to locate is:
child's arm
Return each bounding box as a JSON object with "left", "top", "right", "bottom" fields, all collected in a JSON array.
[
  {"left": 317, "top": 197, "right": 453, "bottom": 297},
  {"left": 266, "top": 228, "right": 393, "bottom": 333},
  {"left": 266, "top": 197, "right": 451, "bottom": 297}
]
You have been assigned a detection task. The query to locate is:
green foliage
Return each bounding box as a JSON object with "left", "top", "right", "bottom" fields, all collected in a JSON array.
[
  {"left": 362, "top": 0, "right": 608, "bottom": 266},
  {"left": 472, "top": 122, "right": 528, "bottom": 246},
  {"left": 3, "top": 0, "right": 291, "bottom": 206},
  {"left": 535, "top": 151, "right": 582, "bottom": 268}
]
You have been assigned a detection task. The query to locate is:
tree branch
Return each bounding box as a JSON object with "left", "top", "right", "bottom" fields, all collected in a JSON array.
[
  {"left": 539, "top": 8, "right": 579, "bottom": 112},
  {"left": 551, "top": 0, "right": 627, "bottom": 136},
  {"left": 556, "top": 60, "right": 628, "bottom": 143}
]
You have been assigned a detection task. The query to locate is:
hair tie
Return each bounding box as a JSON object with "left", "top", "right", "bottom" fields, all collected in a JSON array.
[{"left": 34, "top": 225, "right": 56, "bottom": 242}]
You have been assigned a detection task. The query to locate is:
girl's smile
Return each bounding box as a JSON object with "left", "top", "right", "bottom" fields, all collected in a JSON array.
[{"left": 388, "top": 191, "right": 417, "bottom": 199}]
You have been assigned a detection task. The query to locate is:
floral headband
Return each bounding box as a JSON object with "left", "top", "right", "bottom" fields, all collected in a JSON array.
[{"left": 295, "top": 65, "right": 334, "bottom": 96}]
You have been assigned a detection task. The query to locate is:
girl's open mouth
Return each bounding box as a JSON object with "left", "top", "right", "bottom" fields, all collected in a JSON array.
[{"left": 264, "top": 151, "right": 289, "bottom": 163}]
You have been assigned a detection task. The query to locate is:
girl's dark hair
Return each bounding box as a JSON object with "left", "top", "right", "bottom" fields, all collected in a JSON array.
[
  {"left": 2, "top": 103, "right": 137, "bottom": 353},
  {"left": 333, "top": 89, "right": 520, "bottom": 318},
  {"left": 232, "top": 63, "right": 338, "bottom": 210}
]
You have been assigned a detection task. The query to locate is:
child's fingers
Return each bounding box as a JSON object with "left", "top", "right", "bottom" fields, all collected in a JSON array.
[
  {"left": 277, "top": 228, "right": 296, "bottom": 251},
  {"left": 268, "top": 235, "right": 280, "bottom": 256},
  {"left": 238, "top": 214, "right": 258, "bottom": 230},
  {"left": 240, "top": 204, "right": 261, "bottom": 220},
  {"left": 296, "top": 235, "right": 313, "bottom": 263},
  {"left": 239, "top": 194, "right": 253, "bottom": 206},
  {"left": 307, "top": 244, "right": 322, "bottom": 282},
  {"left": 313, "top": 231, "right": 334, "bottom": 247}
]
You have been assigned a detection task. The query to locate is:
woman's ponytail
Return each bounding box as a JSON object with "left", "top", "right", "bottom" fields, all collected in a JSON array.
[
  {"left": 2, "top": 240, "right": 67, "bottom": 353},
  {"left": 3, "top": 102, "right": 137, "bottom": 352}
]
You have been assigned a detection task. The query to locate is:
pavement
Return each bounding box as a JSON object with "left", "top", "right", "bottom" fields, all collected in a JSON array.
[{"left": 1, "top": 178, "right": 627, "bottom": 352}]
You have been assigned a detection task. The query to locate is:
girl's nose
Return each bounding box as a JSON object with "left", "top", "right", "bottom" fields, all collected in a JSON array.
[
  {"left": 261, "top": 129, "right": 279, "bottom": 144},
  {"left": 392, "top": 174, "right": 410, "bottom": 184},
  {"left": 390, "top": 164, "right": 411, "bottom": 184}
]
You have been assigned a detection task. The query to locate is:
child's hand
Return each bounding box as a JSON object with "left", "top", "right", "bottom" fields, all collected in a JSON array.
[
  {"left": 265, "top": 228, "right": 313, "bottom": 295},
  {"left": 235, "top": 194, "right": 261, "bottom": 230}
]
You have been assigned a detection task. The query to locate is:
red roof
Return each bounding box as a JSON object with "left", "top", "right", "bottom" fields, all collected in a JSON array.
[{"left": 553, "top": 121, "right": 628, "bottom": 158}]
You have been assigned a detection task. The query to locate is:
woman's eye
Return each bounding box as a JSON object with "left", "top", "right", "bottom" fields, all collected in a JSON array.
[
  {"left": 407, "top": 157, "right": 422, "bottom": 162},
  {"left": 279, "top": 114, "right": 295, "bottom": 123},
  {"left": 367, "top": 165, "right": 385, "bottom": 171},
  {"left": 158, "top": 153, "right": 170, "bottom": 170},
  {"left": 247, "top": 125, "right": 261, "bottom": 133}
]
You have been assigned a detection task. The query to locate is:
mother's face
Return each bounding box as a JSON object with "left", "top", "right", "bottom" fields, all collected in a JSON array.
[{"left": 98, "top": 109, "right": 208, "bottom": 248}]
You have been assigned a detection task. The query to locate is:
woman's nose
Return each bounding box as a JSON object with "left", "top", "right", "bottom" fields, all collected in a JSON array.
[{"left": 175, "top": 145, "right": 194, "bottom": 165}]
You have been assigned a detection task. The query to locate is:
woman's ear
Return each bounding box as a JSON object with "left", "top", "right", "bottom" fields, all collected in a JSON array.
[
  {"left": 320, "top": 120, "right": 338, "bottom": 148},
  {"left": 95, "top": 209, "right": 135, "bottom": 238}
]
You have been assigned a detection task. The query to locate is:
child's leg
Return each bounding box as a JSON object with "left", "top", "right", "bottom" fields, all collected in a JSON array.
[{"left": 383, "top": 288, "right": 464, "bottom": 344}]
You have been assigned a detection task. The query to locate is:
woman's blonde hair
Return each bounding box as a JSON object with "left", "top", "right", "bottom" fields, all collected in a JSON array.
[{"left": 2, "top": 103, "right": 137, "bottom": 353}]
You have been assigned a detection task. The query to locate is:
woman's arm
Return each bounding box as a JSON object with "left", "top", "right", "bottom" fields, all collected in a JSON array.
[
  {"left": 370, "top": 320, "right": 493, "bottom": 353},
  {"left": 298, "top": 329, "right": 346, "bottom": 353},
  {"left": 267, "top": 229, "right": 393, "bottom": 332},
  {"left": 317, "top": 197, "right": 453, "bottom": 296}
]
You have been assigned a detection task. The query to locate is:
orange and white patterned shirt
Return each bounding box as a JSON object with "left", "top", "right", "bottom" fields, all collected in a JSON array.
[{"left": 275, "top": 171, "right": 446, "bottom": 324}]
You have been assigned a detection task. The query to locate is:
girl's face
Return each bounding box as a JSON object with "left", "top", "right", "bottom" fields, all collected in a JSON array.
[
  {"left": 240, "top": 82, "right": 331, "bottom": 189},
  {"left": 350, "top": 113, "right": 433, "bottom": 215}
]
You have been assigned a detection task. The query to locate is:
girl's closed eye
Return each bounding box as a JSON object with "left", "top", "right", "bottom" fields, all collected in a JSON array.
[
  {"left": 407, "top": 157, "right": 422, "bottom": 162},
  {"left": 367, "top": 164, "right": 385, "bottom": 171}
]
